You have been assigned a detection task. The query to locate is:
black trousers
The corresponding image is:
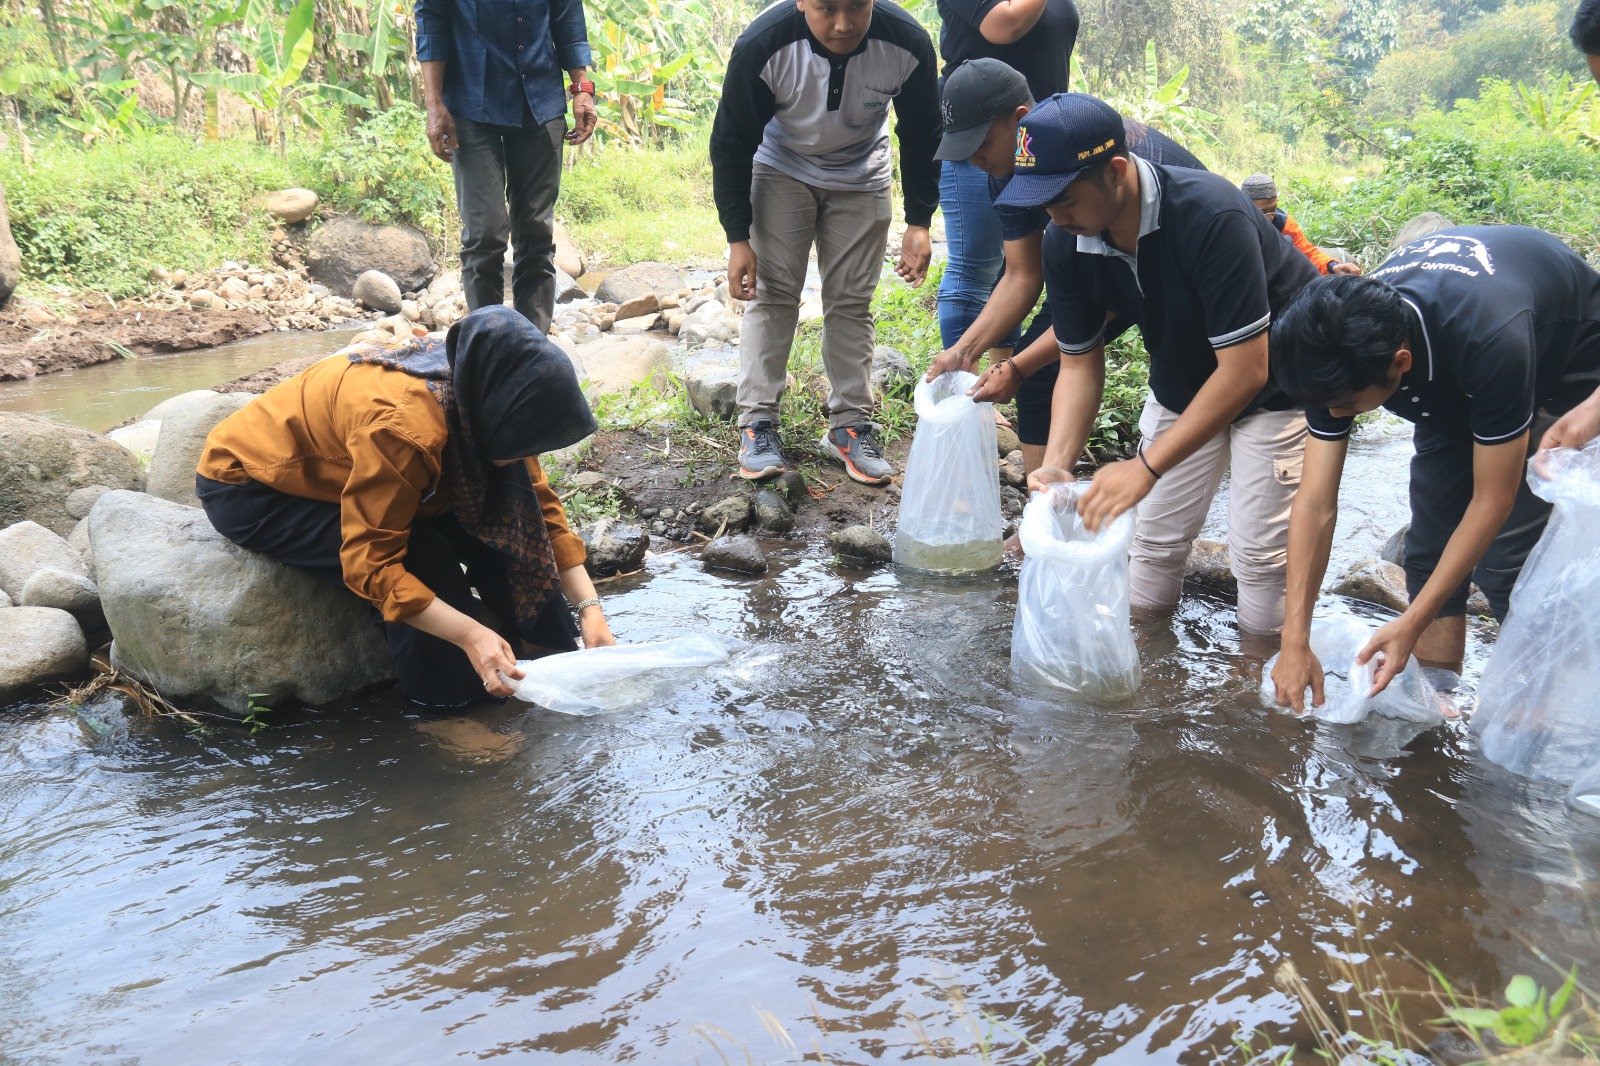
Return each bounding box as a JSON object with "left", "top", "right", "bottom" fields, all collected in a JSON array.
[{"left": 196, "top": 475, "right": 577, "bottom": 708}]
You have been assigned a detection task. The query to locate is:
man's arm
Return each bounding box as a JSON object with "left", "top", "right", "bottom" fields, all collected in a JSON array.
[
  {"left": 414, "top": 0, "right": 455, "bottom": 162},
  {"left": 548, "top": 0, "right": 595, "bottom": 143},
  {"left": 1271, "top": 433, "right": 1348, "bottom": 712},
  {"left": 1358, "top": 434, "right": 1527, "bottom": 691},
  {"left": 1542, "top": 386, "right": 1600, "bottom": 449},
  {"left": 710, "top": 38, "right": 777, "bottom": 299},
  {"left": 1026, "top": 338, "right": 1105, "bottom": 488},
  {"left": 891, "top": 27, "right": 941, "bottom": 249},
  {"left": 1076, "top": 333, "right": 1268, "bottom": 530},
  {"left": 977, "top": 0, "right": 1049, "bottom": 43},
  {"left": 928, "top": 232, "right": 1045, "bottom": 379}
]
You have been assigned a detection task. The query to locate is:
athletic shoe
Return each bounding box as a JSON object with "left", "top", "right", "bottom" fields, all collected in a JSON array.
[
  {"left": 822, "top": 423, "right": 894, "bottom": 485},
  {"left": 738, "top": 420, "right": 786, "bottom": 480}
]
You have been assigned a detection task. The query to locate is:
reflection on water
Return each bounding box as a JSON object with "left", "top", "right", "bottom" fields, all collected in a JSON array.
[
  {"left": 0, "top": 327, "right": 363, "bottom": 432},
  {"left": 4, "top": 546, "right": 1598, "bottom": 1063}
]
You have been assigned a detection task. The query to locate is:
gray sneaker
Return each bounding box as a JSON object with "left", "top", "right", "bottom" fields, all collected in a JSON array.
[
  {"left": 822, "top": 423, "right": 894, "bottom": 485},
  {"left": 739, "top": 420, "right": 786, "bottom": 480}
]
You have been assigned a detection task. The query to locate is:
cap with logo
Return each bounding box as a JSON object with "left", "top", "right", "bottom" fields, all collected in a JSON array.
[
  {"left": 934, "top": 58, "right": 1033, "bottom": 162},
  {"left": 992, "top": 93, "right": 1127, "bottom": 208}
]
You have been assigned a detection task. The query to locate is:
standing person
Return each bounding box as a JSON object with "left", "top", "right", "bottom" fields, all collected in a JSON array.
[
  {"left": 196, "top": 307, "right": 616, "bottom": 709},
  {"left": 711, "top": 0, "right": 941, "bottom": 485},
  {"left": 1239, "top": 174, "right": 1361, "bottom": 277},
  {"left": 934, "top": 0, "right": 1078, "bottom": 358},
  {"left": 1267, "top": 227, "right": 1600, "bottom": 708},
  {"left": 1576, "top": 0, "right": 1600, "bottom": 83},
  {"left": 415, "top": 0, "right": 598, "bottom": 334},
  {"left": 1002, "top": 94, "right": 1318, "bottom": 634},
  {"left": 926, "top": 68, "right": 1205, "bottom": 475},
  {"left": 1551, "top": 0, "right": 1600, "bottom": 450}
]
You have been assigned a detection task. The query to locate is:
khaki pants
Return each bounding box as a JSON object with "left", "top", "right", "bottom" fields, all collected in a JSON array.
[
  {"left": 1130, "top": 396, "right": 1307, "bottom": 633},
  {"left": 737, "top": 164, "right": 892, "bottom": 429}
]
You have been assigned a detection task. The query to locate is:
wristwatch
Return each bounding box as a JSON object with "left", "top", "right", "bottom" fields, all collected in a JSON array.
[{"left": 568, "top": 79, "right": 595, "bottom": 97}]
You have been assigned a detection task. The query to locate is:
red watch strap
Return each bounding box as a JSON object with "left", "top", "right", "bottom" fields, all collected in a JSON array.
[{"left": 569, "top": 79, "right": 595, "bottom": 96}]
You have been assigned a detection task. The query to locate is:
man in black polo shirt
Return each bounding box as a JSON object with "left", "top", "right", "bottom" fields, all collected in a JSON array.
[
  {"left": 1268, "top": 226, "right": 1600, "bottom": 708},
  {"left": 999, "top": 94, "right": 1316, "bottom": 634},
  {"left": 927, "top": 67, "right": 1205, "bottom": 475}
]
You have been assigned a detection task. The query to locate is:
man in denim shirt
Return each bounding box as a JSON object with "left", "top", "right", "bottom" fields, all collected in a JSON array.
[{"left": 415, "top": 0, "right": 597, "bottom": 333}]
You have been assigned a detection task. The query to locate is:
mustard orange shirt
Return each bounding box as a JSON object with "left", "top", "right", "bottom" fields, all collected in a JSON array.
[{"left": 197, "top": 354, "right": 587, "bottom": 622}]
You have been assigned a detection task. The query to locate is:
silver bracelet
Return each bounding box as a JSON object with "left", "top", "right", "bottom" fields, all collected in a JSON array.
[{"left": 572, "top": 596, "right": 603, "bottom": 614}]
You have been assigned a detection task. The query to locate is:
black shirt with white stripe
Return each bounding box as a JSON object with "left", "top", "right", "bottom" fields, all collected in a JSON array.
[
  {"left": 937, "top": 0, "right": 1079, "bottom": 100},
  {"left": 1305, "top": 226, "right": 1600, "bottom": 445},
  {"left": 710, "top": 0, "right": 941, "bottom": 244},
  {"left": 1043, "top": 157, "right": 1318, "bottom": 416}
]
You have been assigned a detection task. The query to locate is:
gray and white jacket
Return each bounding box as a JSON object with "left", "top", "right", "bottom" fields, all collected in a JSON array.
[{"left": 710, "top": 0, "right": 940, "bottom": 243}]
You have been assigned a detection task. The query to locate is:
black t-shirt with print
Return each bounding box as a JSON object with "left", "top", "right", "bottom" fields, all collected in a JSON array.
[
  {"left": 937, "top": 0, "right": 1079, "bottom": 100},
  {"left": 990, "top": 120, "right": 1205, "bottom": 242},
  {"left": 1042, "top": 159, "right": 1318, "bottom": 417},
  {"left": 1305, "top": 226, "right": 1600, "bottom": 445}
]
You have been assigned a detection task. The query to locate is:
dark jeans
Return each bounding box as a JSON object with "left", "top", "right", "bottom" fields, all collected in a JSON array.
[
  {"left": 196, "top": 475, "right": 577, "bottom": 708},
  {"left": 453, "top": 114, "right": 566, "bottom": 334}
]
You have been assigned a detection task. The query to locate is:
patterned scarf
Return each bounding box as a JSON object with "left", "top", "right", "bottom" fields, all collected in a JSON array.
[{"left": 343, "top": 310, "right": 595, "bottom": 628}]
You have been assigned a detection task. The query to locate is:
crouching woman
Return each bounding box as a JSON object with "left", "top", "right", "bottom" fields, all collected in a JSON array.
[{"left": 194, "top": 306, "right": 614, "bottom": 708}]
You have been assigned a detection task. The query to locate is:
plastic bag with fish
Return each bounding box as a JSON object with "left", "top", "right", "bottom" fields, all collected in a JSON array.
[
  {"left": 1010, "top": 482, "right": 1140, "bottom": 701},
  {"left": 893, "top": 371, "right": 1004, "bottom": 575},
  {"left": 505, "top": 634, "right": 733, "bottom": 715},
  {"left": 1474, "top": 440, "right": 1600, "bottom": 783},
  {"left": 1260, "top": 615, "right": 1443, "bottom": 726}
]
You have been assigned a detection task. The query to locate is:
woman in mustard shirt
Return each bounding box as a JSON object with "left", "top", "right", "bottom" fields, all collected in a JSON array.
[{"left": 196, "top": 306, "right": 614, "bottom": 708}]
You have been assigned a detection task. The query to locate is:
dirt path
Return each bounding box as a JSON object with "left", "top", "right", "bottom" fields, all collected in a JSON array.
[{"left": 0, "top": 304, "right": 271, "bottom": 381}]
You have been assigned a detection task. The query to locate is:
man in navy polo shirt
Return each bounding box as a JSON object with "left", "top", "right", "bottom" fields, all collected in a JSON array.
[
  {"left": 415, "top": 0, "right": 597, "bottom": 335},
  {"left": 1268, "top": 226, "right": 1600, "bottom": 709},
  {"left": 1000, "top": 94, "right": 1317, "bottom": 634}
]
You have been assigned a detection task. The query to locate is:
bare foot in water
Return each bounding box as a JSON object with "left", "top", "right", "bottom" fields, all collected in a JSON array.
[{"left": 416, "top": 717, "right": 526, "bottom": 763}]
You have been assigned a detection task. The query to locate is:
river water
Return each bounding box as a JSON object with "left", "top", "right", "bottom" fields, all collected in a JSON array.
[{"left": 4, "top": 335, "right": 1596, "bottom": 1063}]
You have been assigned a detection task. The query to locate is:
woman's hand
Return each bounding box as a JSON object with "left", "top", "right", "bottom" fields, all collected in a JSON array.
[
  {"left": 580, "top": 608, "right": 616, "bottom": 648},
  {"left": 462, "top": 622, "right": 523, "bottom": 697},
  {"left": 969, "top": 360, "right": 1022, "bottom": 404}
]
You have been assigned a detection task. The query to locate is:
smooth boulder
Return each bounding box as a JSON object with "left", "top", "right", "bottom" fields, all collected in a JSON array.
[
  {"left": 307, "top": 215, "right": 436, "bottom": 297},
  {"left": 0, "top": 607, "right": 88, "bottom": 699},
  {"left": 702, "top": 535, "right": 768, "bottom": 576},
  {"left": 570, "top": 335, "right": 670, "bottom": 395},
  {"left": 682, "top": 350, "right": 741, "bottom": 421},
  {"left": 264, "top": 188, "right": 318, "bottom": 224},
  {"left": 1330, "top": 559, "right": 1410, "bottom": 613},
  {"left": 146, "top": 392, "right": 255, "bottom": 506},
  {"left": 20, "top": 568, "right": 99, "bottom": 615},
  {"left": 352, "top": 269, "right": 404, "bottom": 314},
  {"left": 89, "top": 491, "right": 393, "bottom": 714},
  {"left": 0, "top": 521, "right": 90, "bottom": 600},
  {"left": 595, "top": 262, "right": 686, "bottom": 305},
  {"left": 0, "top": 412, "right": 144, "bottom": 535},
  {"left": 830, "top": 525, "right": 892, "bottom": 566}
]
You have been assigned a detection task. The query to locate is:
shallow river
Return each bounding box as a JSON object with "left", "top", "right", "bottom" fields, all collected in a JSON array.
[{"left": 4, "top": 336, "right": 1596, "bottom": 1063}]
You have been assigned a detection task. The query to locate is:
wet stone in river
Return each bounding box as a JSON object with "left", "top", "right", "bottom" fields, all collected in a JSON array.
[
  {"left": 830, "top": 524, "right": 892, "bottom": 566},
  {"left": 697, "top": 495, "right": 754, "bottom": 535},
  {"left": 701, "top": 535, "right": 768, "bottom": 576},
  {"left": 579, "top": 519, "right": 650, "bottom": 578},
  {"left": 754, "top": 489, "right": 794, "bottom": 534}
]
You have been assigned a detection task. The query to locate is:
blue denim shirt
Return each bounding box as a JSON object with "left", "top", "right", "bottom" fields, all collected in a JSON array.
[{"left": 414, "top": 0, "right": 592, "bottom": 127}]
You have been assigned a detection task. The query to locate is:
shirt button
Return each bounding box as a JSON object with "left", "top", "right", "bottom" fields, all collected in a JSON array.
[
  {"left": 516, "top": 15, "right": 522, "bottom": 21},
  {"left": 1421, "top": 411, "right": 1431, "bottom": 417},
  {"left": 1411, "top": 397, "right": 1420, "bottom": 403}
]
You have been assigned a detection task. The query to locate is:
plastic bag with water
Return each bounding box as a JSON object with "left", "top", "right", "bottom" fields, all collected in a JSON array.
[
  {"left": 1010, "top": 482, "right": 1141, "bottom": 701},
  {"left": 1474, "top": 440, "right": 1600, "bottom": 784},
  {"left": 893, "top": 371, "right": 1004, "bottom": 575},
  {"left": 506, "top": 634, "right": 733, "bottom": 715},
  {"left": 1260, "top": 614, "right": 1444, "bottom": 726}
]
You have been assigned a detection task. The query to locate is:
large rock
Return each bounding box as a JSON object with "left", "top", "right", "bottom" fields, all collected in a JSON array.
[
  {"left": 0, "top": 607, "right": 88, "bottom": 699},
  {"left": 697, "top": 495, "right": 754, "bottom": 535},
  {"left": 146, "top": 392, "right": 255, "bottom": 506},
  {"left": 307, "top": 215, "right": 436, "bottom": 297},
  {"left": 105, "top": 419, "right": 162, "bottom": 466},
  {"left": 89, "top": 491, "right": 393, "bottom": 714},
  {"left": 1389, "top": 212, "right": 1454, "bottom": 254},
  {"left": 683, "top": 350, "right": 741, "bottom": 421},
  {"left": 1184, "top": 538, "right": 1237, "bottom": 598},
  {"left": 1381, "top": 525, "right": 1408, "bottom": 569},
  {"left": 146, "top": 389, "right": 224, "bottom": 423},
  {"left": 1330, "top": 559, "right": 1410, "bottom": 613},
  {"left": 595, "top": 262, "right": 686, "bottom": 305},
  {"left": 0, "top": 413, "right": 144, "bottom": 535},
  {"left": 702, "top": 535, "right": 768, "bottom": 576},
  {"left": 553, "top": 220, "right": 585, "bottom": 279},
  {"left": 0, "top": 184, "right": 19, "bottom": 308},
  {"left": 264, "top": 188, "right": 318, "bottom": 224},
  {"left": 870, "top": 345, "right": 915, "bottom": 400},
  {"left": 579, "top": 519, "right": 649, "bottom": 578},
  {"left": 753, "top": 489, "right": 794, "bottom": 534},
  {"left": 20, "top": 568, "right": 100, "bottom": 616},
  {"left": 352, "top": 269, "right": 403, "bottom": 314},
  {"left": 0, "top": 520, "right": 90, "bottom": 600},
  {"left": 570, "top": 335, "right": 671, "bottom": 395},
  {"left": 830, "top": 525, "right": 892, "bottom": 566}
]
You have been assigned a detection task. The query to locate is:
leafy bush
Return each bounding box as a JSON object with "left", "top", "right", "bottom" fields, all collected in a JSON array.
[
  {"left": 0, "top": 131, "right": 298, "bottom": 296},
  {"left": 310, "top": 101, "right": 454, "bottom": 241}
]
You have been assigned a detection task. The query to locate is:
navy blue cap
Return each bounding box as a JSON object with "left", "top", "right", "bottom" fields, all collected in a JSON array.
[{"left": 993, "top": 93, "right": 1127, "bottom": 209}]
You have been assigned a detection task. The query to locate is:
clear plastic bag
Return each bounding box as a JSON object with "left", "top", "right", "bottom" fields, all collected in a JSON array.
[
  {"left": 893, "top": 371, "right": 1004, "bottom": 575},
  {"left": 506, "top": 634, "right": 732, "bottom": 715},
  {"left": 1567, "top": 764, "right": 1600, "bottom": 818},
  {"left": 1010, "top": 482, "right": 1141, "bottom": 701},
  {"left": 1473, "top": 441, "right": 1600, "bottom": 783},
  {"left": 1260, "top": 614, "right": 1444, "bottom": 726}
]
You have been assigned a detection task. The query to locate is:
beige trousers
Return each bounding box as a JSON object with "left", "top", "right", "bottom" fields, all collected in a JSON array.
[
  {"left": 737, "top": 164, "right": 893, "bottom": 429},
  {"left": 1130, "top": 396, "right": 1308, "bottom": 633}
]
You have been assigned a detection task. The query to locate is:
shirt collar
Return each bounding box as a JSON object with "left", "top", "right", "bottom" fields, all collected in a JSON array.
[
  {"left": 1400, "top": 296, "right": 1435, "bottom": 381},
  {"left": 1075, "top": 155, "right": 1162, "bottom": 257}
]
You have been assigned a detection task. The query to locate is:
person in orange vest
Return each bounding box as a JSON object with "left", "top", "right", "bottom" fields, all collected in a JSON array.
[{"left": 1241, "top": 174, "right": 1360, "bottom": 277}]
